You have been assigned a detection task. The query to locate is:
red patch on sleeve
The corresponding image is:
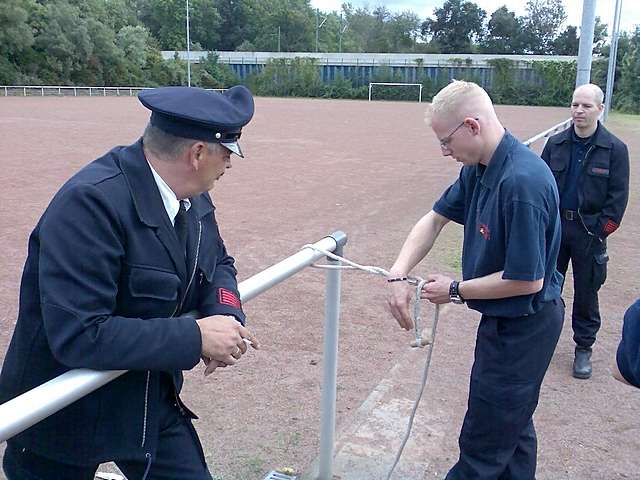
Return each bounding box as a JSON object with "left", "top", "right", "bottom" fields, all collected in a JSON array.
[
  {"left": 603, "top": 220, "right": 619, "bottom": 235},
  {"left": 218, "top": 288, "right": 241, "bottom": 309}
]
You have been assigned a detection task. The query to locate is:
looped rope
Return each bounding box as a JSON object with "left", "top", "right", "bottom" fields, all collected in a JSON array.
[
  {"left": 302, "top": 244, "right": 426, "bottom": 347},
  {"left": 300, "top": 243, "right": 442, "bottom": 479}
]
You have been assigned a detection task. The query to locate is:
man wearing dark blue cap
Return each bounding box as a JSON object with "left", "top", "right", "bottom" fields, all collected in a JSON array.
[{"left": 0, "top": 86, "right": 258, "bottom": 480}]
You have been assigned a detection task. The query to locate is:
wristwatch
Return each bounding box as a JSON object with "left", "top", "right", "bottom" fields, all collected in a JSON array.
[{"left": 449, "top": 280, "right": 466, "bottom": 304}]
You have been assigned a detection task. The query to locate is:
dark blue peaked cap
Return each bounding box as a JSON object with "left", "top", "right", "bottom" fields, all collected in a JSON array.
[{"left": 138, "top": 85, "right": 254, "bottom": 157}]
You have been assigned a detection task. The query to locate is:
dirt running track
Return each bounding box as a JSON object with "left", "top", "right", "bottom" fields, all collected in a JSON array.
[{"left": 0, "top": 96, "right": 638, "bottom": 479}]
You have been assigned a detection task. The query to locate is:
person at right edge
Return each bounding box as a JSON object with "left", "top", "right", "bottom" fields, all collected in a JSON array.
[{"left": 542, "top": 83, "right": 630, "bottom": 379}]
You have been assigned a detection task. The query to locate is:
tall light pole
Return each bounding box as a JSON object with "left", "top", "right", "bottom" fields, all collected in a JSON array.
[
  {"left": 338, "top": 14, "right": 348, "bottom": 53},
  {"left": 316, "top": 8, "right": 327, "bottom": 53},
  {"left": 604, "top": 0, "right": 623, "bottom": 122},
  {"left": 186, "top": 0, "right": 191, "bottom": 87},
  {"left": 576, "top": 0, "right": 597, "bottom": 86}
]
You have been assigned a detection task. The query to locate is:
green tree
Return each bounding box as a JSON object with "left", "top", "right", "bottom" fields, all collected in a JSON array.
[
  {"left": 216, "top": 0, "right": 258, "bottom": 51},
  {"left": 249, "top": 0, "right": 314, "bottom": 52},
  {"left": 194, "top": 52, "right": 238, "bottom": 88},
  {"left": 520, "top": 0, "right": 566, "bottom": 54},
  {"left": 342, "top": 5, "right": 377, "bottom": 53},
  {"left": 85, "top": 18, "right": 125, "bottom": 85},
  {"left": 387, "top": 11, "right": 421, "bottom": 52},
  {"left": 34, "top": 1, "right": 94, "bottom": 83},
  {"left": 421, "top": 0, "right": 486, "bottom": 54},
  {"left": 592, "top": 16, "right": 608, "bottom": 55},
  {"left": 138, "top": 0, "right": 221, "bottom": 50},
  {"left": 0, "top": 0, "right": 37, "bottom": 83},
  {"left": 481, "top": 6, "right": 522, "bottom": 53},
  {"left": 616, "top": 27, "right": 640, "bottom": 113},
  {"left": 553, "top": 25, "right": 579, "bottom": 55}
]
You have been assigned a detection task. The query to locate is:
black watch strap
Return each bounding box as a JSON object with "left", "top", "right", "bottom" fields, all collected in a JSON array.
[{"left": 449, "top": 280, "right": 465, "bottom": 304}]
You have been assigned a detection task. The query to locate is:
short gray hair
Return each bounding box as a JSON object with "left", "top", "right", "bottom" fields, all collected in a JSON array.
[
  {"left": 142, "top": 124, "right": 222, "bottom": 160},
  {"left": 573, "top": 83, "right": 605, "bottom": 105}
]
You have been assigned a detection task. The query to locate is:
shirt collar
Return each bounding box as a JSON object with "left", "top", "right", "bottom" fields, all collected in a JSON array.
[
  {"left": 572, "top": 125, "right": 594, "bottom": 145},
  {"left": 146, "top": 159, "right": 191, "bottom": 225},
  {"left": 478, "top": 130, "right": 514, "bottom": 189}
]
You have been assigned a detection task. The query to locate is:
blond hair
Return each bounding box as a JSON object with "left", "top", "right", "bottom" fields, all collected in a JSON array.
[{"left": 425, "top": 80, "right": 495, "bottom": 126}]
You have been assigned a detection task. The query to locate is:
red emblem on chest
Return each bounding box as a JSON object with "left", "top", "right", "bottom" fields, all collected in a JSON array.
[{"left": 479, "top": 223, "right": 491, "bottom": 240}]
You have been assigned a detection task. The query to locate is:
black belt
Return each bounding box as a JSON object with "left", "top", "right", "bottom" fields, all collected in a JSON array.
[{"left": 561, "top": 209, "right": 578, "bottom": 221}]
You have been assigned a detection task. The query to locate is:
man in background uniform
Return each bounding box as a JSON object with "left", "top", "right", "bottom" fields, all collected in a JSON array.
[
  {"left": 0, "top": 85, "right": 258, "bottom": 479},
  {"left": 542, "top": 83, "right": 630, "bottom": 379}
]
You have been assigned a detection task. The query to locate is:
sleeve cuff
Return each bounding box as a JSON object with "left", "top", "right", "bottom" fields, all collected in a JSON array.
[
  {"left": 199, "top": 303, "right": 246, "bottom": 325},
  {"left": 174, "top": 316, "right": 204, "bottom": 369}
]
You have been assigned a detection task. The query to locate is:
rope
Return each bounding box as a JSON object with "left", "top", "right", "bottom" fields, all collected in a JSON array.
[{"left": 301, "top": 244, "right": 441, "bottom": 479}]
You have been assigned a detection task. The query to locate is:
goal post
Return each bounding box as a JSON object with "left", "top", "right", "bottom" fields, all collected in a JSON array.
[{"left": 368, "top": 82, "right": 423, "bottom": 103}]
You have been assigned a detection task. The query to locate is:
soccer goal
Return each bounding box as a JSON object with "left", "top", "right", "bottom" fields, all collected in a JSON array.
[{"left": 368, "top": 82, "right": 423, "bottom": 102}]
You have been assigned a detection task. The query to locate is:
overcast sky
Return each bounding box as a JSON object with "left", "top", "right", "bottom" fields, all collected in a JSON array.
[{"left": 309, "top": 0, "right": 639, "bottom": 36}]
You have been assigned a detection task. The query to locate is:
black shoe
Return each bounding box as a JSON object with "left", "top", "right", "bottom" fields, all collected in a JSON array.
[{"left": 573, "top": 347, "right": 592, "bottom": 379}]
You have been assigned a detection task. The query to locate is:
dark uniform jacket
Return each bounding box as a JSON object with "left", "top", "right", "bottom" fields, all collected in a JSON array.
[
  {"left": 617, "top": 299, "right": 640, "bottom": 388},
  {"left": 0, "top": 139, "right": 245, "bottom": 466},
  {"left": 541, "top": 122, "right": 630, "bottom": 239}
]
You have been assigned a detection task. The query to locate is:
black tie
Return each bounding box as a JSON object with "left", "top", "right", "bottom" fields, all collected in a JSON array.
[{"left": 174, "top": 200, "right": 188, "bottom": 258}]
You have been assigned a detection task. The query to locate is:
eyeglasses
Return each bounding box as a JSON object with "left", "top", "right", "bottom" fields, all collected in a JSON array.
[{"left": 439, "top": 118, "right": 477, "bottom": 149}]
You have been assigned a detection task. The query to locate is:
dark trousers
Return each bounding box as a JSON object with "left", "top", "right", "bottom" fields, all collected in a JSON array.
[
  {"left": 557, "top": 217, "right": 608, "bottom": 349},
  {"left": 446, "top": 299, "right": 564, "bottom": 480},
  {"left": 3, "top": 384, "right": 212, "bottom": 480}
]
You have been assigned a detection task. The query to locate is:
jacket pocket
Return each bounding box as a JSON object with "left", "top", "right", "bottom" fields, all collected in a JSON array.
[
  {"left": 129, "top": 266, "right": 180, "bottom": 301},
  {"left": 118, "top": 265, "right": 182, "bottom": 318},
  {"left": 549, "top": 153, "right": 567, "bottom": 173},
  {"left": 592, "top": 250, "right": 609, "bottom": 289}
]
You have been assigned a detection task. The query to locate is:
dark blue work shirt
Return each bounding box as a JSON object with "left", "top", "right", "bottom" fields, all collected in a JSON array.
[
  {"left": 560, "top": 129, "right": 593, "bottom": 211},
  {"left": 434, "top": 131, "right": 563, "bottom": 317}
]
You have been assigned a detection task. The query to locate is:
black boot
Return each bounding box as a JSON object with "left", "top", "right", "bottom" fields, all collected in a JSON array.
[{"left": 573, "top": 347, "right": 592, "bottom": 379}]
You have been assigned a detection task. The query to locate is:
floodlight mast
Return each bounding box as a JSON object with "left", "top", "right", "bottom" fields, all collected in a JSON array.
[
  {"left": 604, "top": 0, "right": 623, "bottom": 123},
  {"left": 186, "top": 0, "right": 191, "bottom": 87},
  {"left": 339, "top": 14, "right": 348, "bottom": 53},
  {"left": 316, "top": 8, "right": 327, "bottom": 53},
  {"left": 576, "top": 0, "right": 597, "bottom": 87}
]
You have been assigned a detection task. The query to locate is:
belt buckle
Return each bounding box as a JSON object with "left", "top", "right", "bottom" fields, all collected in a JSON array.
[{"left": 565, "top": 210, "right": 575, "bottom": 221}]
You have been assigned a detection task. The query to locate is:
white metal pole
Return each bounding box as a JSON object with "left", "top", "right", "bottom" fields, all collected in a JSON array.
[
  {"left": 604, "top": 0, "right": 623, "bottom": 123},
  {"left": 0, "top": 232, "right": 348, "bottom": 443},
  {"left": 318, "top": 240, "right": 344, "bottom": 480},
  {"left": 576, "top": 0, "right": 597, "bottom": 86},
  {"left": 186, "top": 0, "right": 192, "bottom": 87}
]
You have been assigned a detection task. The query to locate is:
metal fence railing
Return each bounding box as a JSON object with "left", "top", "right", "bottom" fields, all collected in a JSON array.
[
  {"left": 0, "top": 231, "right": 347, "bottom": 480},
  {"left": 1, "top": 86, "right": 226, "bottom": 97},
  {"left": 524, "top": 118, "right": 572, "bottom": 147}
]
